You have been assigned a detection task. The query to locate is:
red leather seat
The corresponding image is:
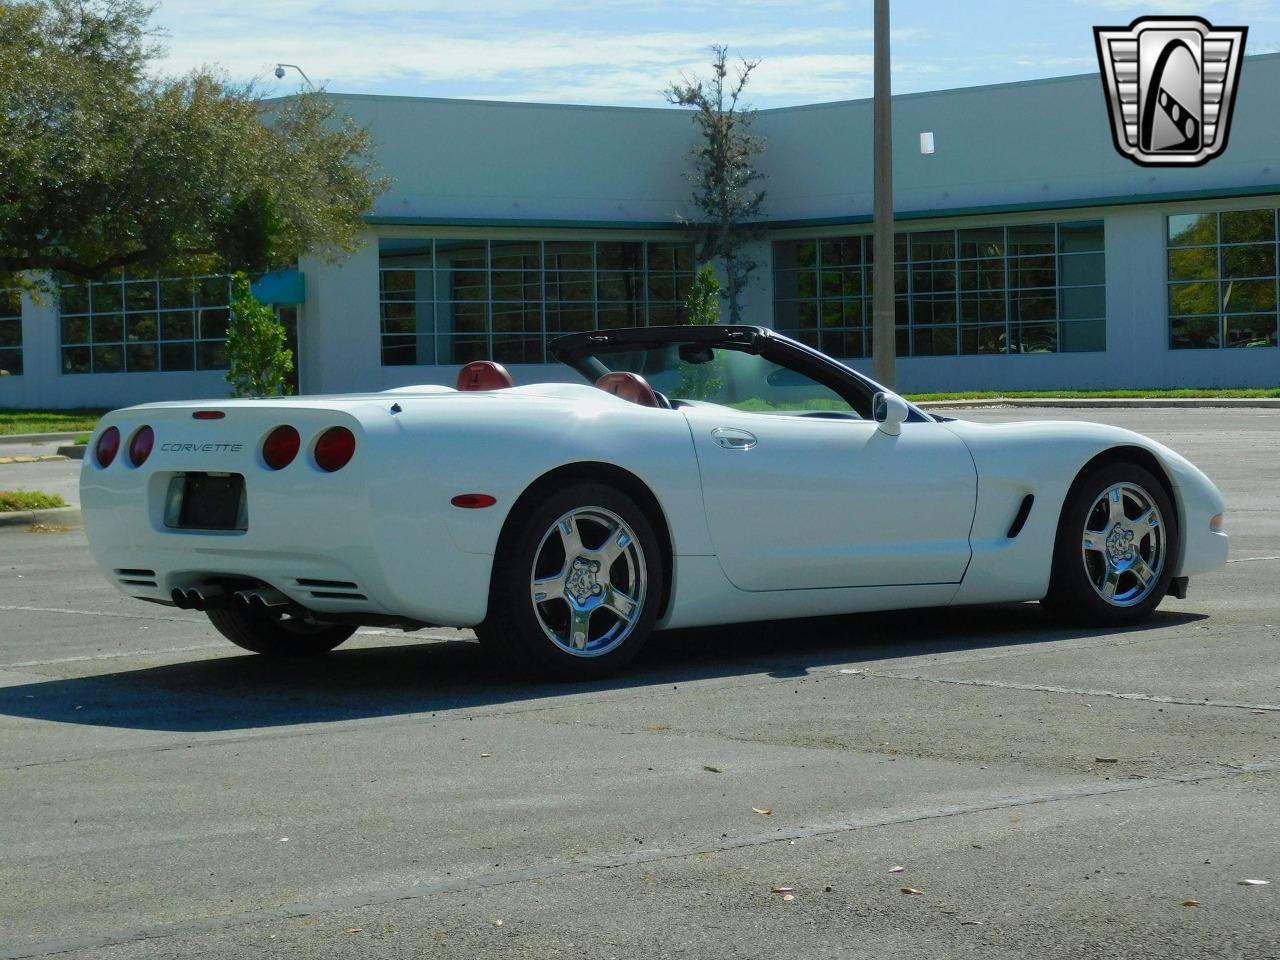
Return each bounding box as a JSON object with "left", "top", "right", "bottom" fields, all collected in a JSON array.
[
  {"left": 456, "top": 360, "right": 515, "bottom": 391},
  {"left": 595, "top": 371, "right": 660, "bottom": 408}
]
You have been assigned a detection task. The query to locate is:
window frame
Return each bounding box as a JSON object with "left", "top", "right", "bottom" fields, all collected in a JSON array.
[
  {"left": 1166, "top": 208, "right": 1280, "bottom": 351},
  {"left": 772, "top": 219, "right": 1106, "bottom": 358},
  {"left": 58, "top": 274, "right": 233, "bottom": 375},
  {"left": 378, "top": 238, "right": 695, "bottom": 367}
]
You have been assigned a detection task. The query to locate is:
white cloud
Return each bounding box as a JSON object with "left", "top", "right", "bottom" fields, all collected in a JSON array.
[
  {"left": 143, "top": 0, "right": 1279, "bottom": 108},
  {"left": 147, "top": 0, "right": 932, "bottom": 106},
  {"left": 1071, "top": 0, "right": 1279, "bottom": 20},
  {"left": 1012, "top": 56, "right": 1095, "bottom": 68}
]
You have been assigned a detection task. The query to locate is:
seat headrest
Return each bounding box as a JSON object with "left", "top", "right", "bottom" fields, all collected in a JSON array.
[
  {"left": 595, "top": 371, "right": 660, "bottom": 408},
  {"left": 456, "top": 360, "right": 515, "bottom": 391}
]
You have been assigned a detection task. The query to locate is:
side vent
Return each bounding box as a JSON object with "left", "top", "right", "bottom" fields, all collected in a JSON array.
[
  {"left": 295, "top": 577, "right": 368, "bottom": 602},
  {"left": 115, "top": 567, "right": 157, "bottom": 588},
  {"left": 1007, "top": 495, "right": 1035, "bottom": 539}
]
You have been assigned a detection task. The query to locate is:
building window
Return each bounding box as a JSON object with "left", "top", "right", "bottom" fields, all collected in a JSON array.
[
  {"left": 59, "top": 275, "right": 232, "bottom": 374},
  {"left": 1167, "top": 209, "right": 1279, "bottom": 349},
  {"left": 0, "top": 289, "right": 21, "bottom": 376},
  {"left": 772, "top": 220, "right": 1106, "bottom": 358},
  {"left": 378, "top": 238, "right": 693, "bottom": 366}
]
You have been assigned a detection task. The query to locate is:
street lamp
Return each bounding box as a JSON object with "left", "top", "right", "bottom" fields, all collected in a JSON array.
[
  {"left": 273, "top": 63, "right": 315, "bottom": 90},
  {"left": 871, "top": 0, "right": 896, "bottom": 389}
]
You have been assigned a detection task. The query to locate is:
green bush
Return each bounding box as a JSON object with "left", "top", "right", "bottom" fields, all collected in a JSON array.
[
  {"left": 225, "top": 272, "right": 294, "bottom": 398},
  {"left": 0, "top": 491, "right": 67, "bottom": 512}
]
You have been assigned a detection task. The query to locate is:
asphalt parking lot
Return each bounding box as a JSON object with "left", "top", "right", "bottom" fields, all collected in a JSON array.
[{"left": 1, "top": 407, "right": 1277, "bottom": 959}]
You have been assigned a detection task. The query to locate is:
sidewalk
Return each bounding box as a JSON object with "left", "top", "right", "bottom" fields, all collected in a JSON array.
[
  {"left": 0, "top": 430, "right": 85, "bottom": 445},
  {"left": 915, "top": 396, "right": 1280, "bottom": 410}
]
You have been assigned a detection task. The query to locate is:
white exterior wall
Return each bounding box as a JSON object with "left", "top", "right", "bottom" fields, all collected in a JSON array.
[
  {"left": 299, "top": 236, "right": 381, "bottom": 395},
  {"left": 754, "top": 57, "right": 1280, "bottom": 221},
  {"left": 348, "top": 95, "right": 695, "bottom": 224}
]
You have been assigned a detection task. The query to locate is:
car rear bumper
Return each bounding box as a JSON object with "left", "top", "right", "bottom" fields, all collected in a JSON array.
[{"left": 81, "top": 463, "right": 493, "bottom": 628}]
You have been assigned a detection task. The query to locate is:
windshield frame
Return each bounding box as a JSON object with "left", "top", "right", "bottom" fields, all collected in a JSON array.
[{"left": 549, "top": 325, "right": 933, "bottom": 422}]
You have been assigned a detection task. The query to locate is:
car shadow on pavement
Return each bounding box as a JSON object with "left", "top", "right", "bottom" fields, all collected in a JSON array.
[{"left": 0, "top": 603, "right": 1206, "bottom": 733}]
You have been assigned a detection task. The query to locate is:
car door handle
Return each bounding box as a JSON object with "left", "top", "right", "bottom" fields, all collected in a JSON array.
[{"left": 711, "top": 427, "right": 757, "bottom": 450}]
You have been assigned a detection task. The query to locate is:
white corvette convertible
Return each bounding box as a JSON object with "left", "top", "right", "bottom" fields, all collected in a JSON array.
[{"left": 81, "top": 325, "right": 1228, "bottom": 679}]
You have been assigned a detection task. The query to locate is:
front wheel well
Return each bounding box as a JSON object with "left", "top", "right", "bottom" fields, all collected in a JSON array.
[
  {"left": 1061, "top": 444, "right": 1183, "bottom": 564},
  {"left": 1072, "top": 446, "right": 1177, "bottom": 515},
  {"left": 494, "top": 462, "right": 675, "bottom": 619}
]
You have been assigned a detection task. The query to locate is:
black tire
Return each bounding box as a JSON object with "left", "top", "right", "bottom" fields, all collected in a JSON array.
[
  {"left": 207, "top": 607, "right": 356, "bottom": 656},
  {"left": 1042, "top": 460, "right": 1178, "bottom": 627},
  {"left": 476, "top": 482, "right": 665, "bottom": 681}
]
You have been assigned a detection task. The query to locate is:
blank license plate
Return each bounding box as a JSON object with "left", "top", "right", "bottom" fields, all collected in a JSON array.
[{"left": 166, "top": 473, "right": 247, "bottom": 531}]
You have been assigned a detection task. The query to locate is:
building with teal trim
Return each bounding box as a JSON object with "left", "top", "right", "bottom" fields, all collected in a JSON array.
[{"left": 2, "top": 53, "right": 1278, "bottom": 408}]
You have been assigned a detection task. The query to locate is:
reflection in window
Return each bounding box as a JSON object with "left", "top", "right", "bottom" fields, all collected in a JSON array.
[
  {"left": 1167, "top": 208, "right": 1279, "bottom": 349},
  {"left": 378, "top": 238, "right": 694, "bottom": 366},
  {"left": 0, "top": 289, "right": 21, "bottom": 376},
  {"left": 772, "top": 220, "right": 1105, "bottom": 357},
  {"left": 59, "top": 275, "right": 232, "bottom": 374}
]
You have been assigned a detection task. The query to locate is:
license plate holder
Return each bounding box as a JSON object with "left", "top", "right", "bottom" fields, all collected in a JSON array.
[{"left": 165, "top": 473, "right": 247, "bottom": 531}]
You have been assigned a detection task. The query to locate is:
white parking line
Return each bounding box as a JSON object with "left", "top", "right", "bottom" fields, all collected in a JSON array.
[
  {"left": 1226, "top": 555, "right": 1280, "bottom": 563},
  {"left": 1, "top": 643, "right": 225, "bottom": 669},
  {"left": 870, "top": 671, "right": 1280, "bottom": 712},
  {"left": 0, "top": 603, "right": 201, "bottom": 623}
]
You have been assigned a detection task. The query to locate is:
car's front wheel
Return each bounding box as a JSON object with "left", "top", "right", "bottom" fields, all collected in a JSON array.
[
  {"left": 1043, "top": 460, "right": 1178, "bottom": 626},
  {"left": 477, "top": 482, "right": 664, "bottom": 680},
  {"left": 207, "top": 606, "right": 356, "bottom": 656}
]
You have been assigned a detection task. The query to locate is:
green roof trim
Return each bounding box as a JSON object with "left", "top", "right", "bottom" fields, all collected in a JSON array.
[
  {"left": 765, "top": 182, "right": 1280, "bottom": 229},
  {"left": 366, "top": 215, "right": 685, "bottom": 230},
  {"left": 366, "top": 182, "right": 1280, "bottom": 234}
]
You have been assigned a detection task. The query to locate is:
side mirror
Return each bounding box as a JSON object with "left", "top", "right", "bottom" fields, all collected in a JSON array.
[{"left": 872, "top": 391, "right": 909, "bottom": 436}]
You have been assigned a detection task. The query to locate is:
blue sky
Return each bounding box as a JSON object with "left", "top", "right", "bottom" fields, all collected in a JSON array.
[{"left": 152, "top": 0, "right": 1280, "bottom": 108}]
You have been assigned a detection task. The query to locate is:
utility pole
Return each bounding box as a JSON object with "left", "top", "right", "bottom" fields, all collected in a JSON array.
[{"left": 871, "top": 0, "right": 896, "bottom": 388}]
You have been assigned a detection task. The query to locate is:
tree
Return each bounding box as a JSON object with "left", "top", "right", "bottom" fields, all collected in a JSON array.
[
  {"left": 666, "top": 45, "right": 767, "bottom": 324},
  {"left": 0, "top": 0, "right": 386, "bottom": 289},
  {"left": 225, "top": 273, "right": 293, "bottom": 398},
  {"left": 684, "top": 264, "right": 721, "bottom": 325},
  {"left": 677, "top": 265, "right": 723, "bottom": 400}
]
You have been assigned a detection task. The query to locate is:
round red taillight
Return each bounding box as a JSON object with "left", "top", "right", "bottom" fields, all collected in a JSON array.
[
  {"left": 95, "top": 426, "right": 120, "bottom": 467},
  {"left": 314, "top": 426, "right": 356, "bottom": 472},
  {"left": 262, "top": 425, "right": 301, "bottom": 470},
  {"left": 128, "top": 425, "right": 154, "bottom": 467}
]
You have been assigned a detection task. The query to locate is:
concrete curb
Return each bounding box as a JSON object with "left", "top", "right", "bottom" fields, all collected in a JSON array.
[
  {"left": 917, "top": 397, "right": 1280, "bottom": 410},
  {"left": 0, "top": 430, "right": 87, "bottom": 445},
  {"left": 57, "top": 445, "right": 86, "bottom": 459},
  {"left": 0, "top": 505, "right": 82, "bottom": 531}
]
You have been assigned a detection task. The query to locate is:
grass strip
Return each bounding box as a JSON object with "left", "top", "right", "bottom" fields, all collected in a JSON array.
[
  {"left": 904, "top": 388, "right": 1280, "bottom": 401},
  {"left": 0, "top": 490, "right": 68, "bottom": 512},
  {"left": 0, "top": 409, "right": 108, "bottom": 436}
]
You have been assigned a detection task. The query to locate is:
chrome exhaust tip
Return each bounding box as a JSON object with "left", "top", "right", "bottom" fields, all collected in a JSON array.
[
  {"left": 171, "top": 585, "right": 228, "bottom": 611},
  {"left": 234, "top": 587, "right": 290, "bottom": 610}
]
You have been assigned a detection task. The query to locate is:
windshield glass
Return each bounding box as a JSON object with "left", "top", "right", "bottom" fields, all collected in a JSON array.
[{"left": 576, "top": 344, "right": 857, "bottom": 416}]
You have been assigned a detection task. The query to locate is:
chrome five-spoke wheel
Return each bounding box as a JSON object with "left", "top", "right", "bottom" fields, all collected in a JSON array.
[
  {"left": 1080, "top": 482, "right": 1165, "bottom": 607},
  {"left": 1045, "top": 460, "right": 1178, "bottom": 626},
  {"left": 530, "top": 506, "right": 648, "bottom": 657},
  {"left": 478, "top": 481, "right": 664, "bottom": 679}
]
